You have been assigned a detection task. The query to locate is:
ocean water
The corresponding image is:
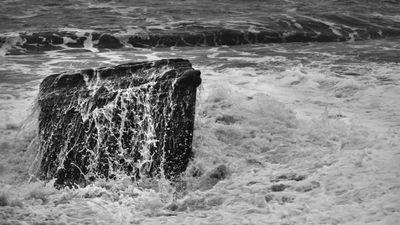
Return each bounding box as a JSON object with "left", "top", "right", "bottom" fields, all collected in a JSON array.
[{"left": 1, "top": 0, "right": 400, "bottom": 224}]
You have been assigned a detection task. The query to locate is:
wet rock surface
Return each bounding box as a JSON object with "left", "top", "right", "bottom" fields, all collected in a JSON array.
[{"left": 36, "top": 58, "right": 201, "bottom": 187}]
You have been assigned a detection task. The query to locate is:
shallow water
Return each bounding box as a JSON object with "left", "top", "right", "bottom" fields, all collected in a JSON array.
[{"left": 1, "top": 0, "right": 400, "bottom": 224}]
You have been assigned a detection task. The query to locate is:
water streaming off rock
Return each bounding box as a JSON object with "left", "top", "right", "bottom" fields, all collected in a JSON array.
[{"left": 32, "top": 59, "right": 200, "bottom": 187}]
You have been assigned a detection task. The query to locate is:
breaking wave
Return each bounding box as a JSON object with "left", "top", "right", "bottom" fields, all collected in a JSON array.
[{"left": 1, "top": 13, "right": 400, "bottom": 55}]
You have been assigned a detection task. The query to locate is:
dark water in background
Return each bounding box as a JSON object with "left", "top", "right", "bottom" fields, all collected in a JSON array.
[
  {"left": 1, "top": 1, "right": 400, "bottom": 224},
  {"left": 1, "top": 0, "right": 398, "bottom": 31},
  {"left": 1, "top": 0, "right": 400, "bottom": 32}
]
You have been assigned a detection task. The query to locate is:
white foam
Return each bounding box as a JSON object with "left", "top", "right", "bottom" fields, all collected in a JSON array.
[{"left": 1, "top": 41, "right": 400, "bottom": 224}]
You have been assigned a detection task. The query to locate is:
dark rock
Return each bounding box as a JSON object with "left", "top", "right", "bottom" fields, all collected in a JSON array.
[
  {"left": 271, "top": 183, "right": 288, "bottom": 192},
  {"left": 175, "top": 70, "right": 201, "bottom": 88},
  {"left": 20, "top": 32, "right": 64, "bottom": 52},
  {"left": 95, "top": 34, "right": 124, "bottom": 49},
  {"left": 3, "top": 12, "right": 400, "bottom": 55},
  {"left": 36, "top": 58, "right": 201, "bottom": 187},
  {"left": 166, "top": 202, "right": 179, "bottom": 211},
  {"left": 64, "top": 36, "right": 86, "bottom": 48}
]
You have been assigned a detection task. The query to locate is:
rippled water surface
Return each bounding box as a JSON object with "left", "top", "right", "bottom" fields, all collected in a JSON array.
[
  {"left": 1, "top": 0, "right": 400, "bottom": 224},
  {"left": 2, "top": 0, "right": 399, "bottom": 32}
]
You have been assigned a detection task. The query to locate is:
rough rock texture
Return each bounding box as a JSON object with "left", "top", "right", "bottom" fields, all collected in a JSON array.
[{"left": 36, "top": 58, "right": 201, "bottom": 187}]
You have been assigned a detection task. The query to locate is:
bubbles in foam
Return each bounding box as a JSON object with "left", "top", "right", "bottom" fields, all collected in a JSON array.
[{"left": 1, "top": 39, "right": 400, "bottom": 224}]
